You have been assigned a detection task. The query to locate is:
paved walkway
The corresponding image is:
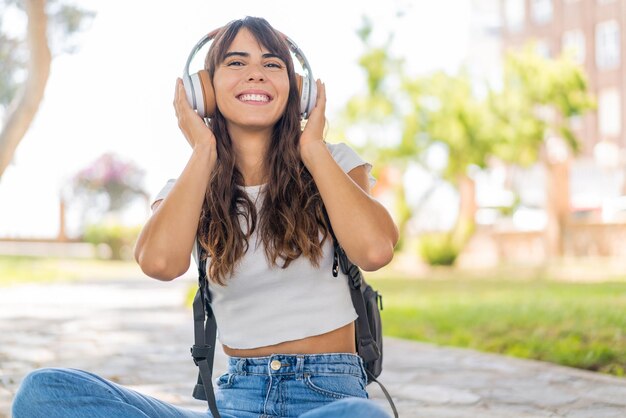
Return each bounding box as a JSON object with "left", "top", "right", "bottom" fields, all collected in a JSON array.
[{"left": 1, "top": 277, "right": 626, "bottom": 417}]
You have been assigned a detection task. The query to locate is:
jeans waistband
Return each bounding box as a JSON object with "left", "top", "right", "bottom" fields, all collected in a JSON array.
[{"left": 226, "top": 353, "right": 364, "bottom": 378}]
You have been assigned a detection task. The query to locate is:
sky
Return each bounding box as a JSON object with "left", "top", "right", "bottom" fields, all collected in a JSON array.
[{"left": 0, "top": 0, "right": 474, "bottom": 238}]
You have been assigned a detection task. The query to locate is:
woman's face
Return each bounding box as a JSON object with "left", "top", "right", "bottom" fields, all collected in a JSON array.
[{"left": 213, "top": 28, "right": 290, "bottom": 133}]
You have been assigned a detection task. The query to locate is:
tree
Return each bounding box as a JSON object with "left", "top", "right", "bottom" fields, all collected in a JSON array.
[
  {"left": 0, "top": 0, "right": 94, "bottom": 178},
  {"left": 341, "top": 22, "right": 595, "bottom": 264},
  {"left": 489, "top": 45, "right": 595, "bottom": 257},
  {"left": 71, "top": 152, "right": 148, "bottom": 216},
  {"left": 411, "top": 71, "right": 499, "bottom": 248},
  {"left": 70, "top": 152, "right": 148, "bottom": 260},
  {"left": 338, "top": 17, "right": 420, "bottom": 252},
  {"left": 340, "top": 18, "right": 497, "bottom": 259}
]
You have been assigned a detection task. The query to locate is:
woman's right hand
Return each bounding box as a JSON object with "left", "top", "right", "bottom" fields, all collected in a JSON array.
[{"left": 173, "top": 78, "right": 217, "bottom": 154}]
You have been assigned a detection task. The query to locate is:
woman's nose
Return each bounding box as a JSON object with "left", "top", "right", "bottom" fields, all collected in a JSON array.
[{"left": 246, "top": 65, "right": 265, "bottom": 82}]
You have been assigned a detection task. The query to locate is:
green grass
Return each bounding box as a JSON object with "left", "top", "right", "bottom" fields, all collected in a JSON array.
[
  {"left": 370, "top": 276, "right": 626, "bottom": 377},
  {"left": 4, "top": 254, "right": 626, "bottom": 377},
  {"left": 0, "top": 255, "right": 143, "bottom": 285},
  {"left": 0, "top": 255, "right": 79, "bottom": 284}
]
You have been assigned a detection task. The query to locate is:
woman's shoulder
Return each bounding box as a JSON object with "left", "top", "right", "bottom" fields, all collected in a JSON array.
[
  {"left": 325, "top": 141, "right": 354, "bottom": 156},
  {"left": 325, "top": 142, "right": 376, "bottom": 187},
  {"left": 151, "top": 178, "right": 177, "bottom": 208},
  {"left": 325, "top": 142, "right": 367, "bottom": 172}
]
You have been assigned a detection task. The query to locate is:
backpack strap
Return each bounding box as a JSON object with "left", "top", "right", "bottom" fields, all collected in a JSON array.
[
  {"left": 324, "top": 210, "right": 380, "bottom": 363},
  {"left": 190, "top": 239, "right": 221, "bottom": 418},
  {"left": 324, "top": 210, "right": 399, "bottom": 418},
  {"left": 335, "top": 241, "right": 381, "bottom": 363},
  {"left": 367, "top": 371, "right": 400, "bottom": 418},
  {"left": 192, "top": 221, "right": 397, "bottom": 418}
]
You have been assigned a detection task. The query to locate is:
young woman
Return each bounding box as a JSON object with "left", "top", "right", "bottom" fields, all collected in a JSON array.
[{"left": 12, "top": 17, "right": 398, "bottom": 418}]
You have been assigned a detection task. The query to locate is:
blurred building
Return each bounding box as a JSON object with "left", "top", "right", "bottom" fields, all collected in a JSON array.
[
  {"left": 487, "top": 0, "right": 626, "bottom": 223},
  {"left": 470, "top": 0, "right": 504, "bottom": 89},
  {"left": 499, "top": 0, "right": 625, "bottom": 155},
  {"left": 462, "top": 1, "right": 626, "bottom": 242}
]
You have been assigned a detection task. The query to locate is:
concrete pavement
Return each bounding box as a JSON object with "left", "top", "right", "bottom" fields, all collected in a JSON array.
[{"left": 1, "top": 277, "right": 626, "bottom": 417}]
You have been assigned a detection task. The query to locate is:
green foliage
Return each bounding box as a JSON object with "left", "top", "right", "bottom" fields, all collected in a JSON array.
[
  {"left": 340, "top": 21, "right": 595, "bottom": 262},
  {"left": 371, "top": 277, "right": 626, "bottom": 377},
  {"left": 83, "top": 222, "right": 142, "bottom": 260},
  {"left": 339, "top": 17, "right": 409, "bottom": 161},
  {"left": 414, "top": 71, "right": 497, "bottom": 182},
  {"left": 0, "top": 30, "right": 22, "bottom": 106},
  {"left": 0, "top": 0, "right": 94, "bottom": 107},
  {"left": 340, "top": 20, "right": 501, "bottom": 258},
  {"left": 418, "top": 233, "right": 460, "bottom": 266},
  {"left": 490, "top": 44, "right": 596, "bottom": 165}
]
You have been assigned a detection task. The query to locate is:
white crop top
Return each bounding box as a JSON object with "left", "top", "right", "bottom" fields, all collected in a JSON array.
[{"left": 152, "top": 142, "right": 376, "bottom": 349}]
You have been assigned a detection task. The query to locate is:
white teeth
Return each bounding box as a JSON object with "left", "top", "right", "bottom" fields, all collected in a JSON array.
[{"left": 238, "top": 94, "right": 270, "bottom": 102}]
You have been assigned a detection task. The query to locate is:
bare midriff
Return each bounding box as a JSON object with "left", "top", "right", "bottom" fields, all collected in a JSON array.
[{"left": 222, "top": 322, "right": 356, "bottom": 358}]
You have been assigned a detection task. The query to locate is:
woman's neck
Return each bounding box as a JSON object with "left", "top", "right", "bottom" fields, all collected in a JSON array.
[{"left": 229, "top": 125, "right": 271, "bottom": 186}]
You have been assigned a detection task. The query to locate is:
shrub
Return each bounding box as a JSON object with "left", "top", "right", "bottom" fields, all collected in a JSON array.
[
  {"left": 72, "top": 153, "right": 147, "bottom": 213},
  {"left": 83, "top": 222, "right": 142, "bottom": 260},
  {"left": 419, "top": 232, "right": 459, "bottom": 266}
]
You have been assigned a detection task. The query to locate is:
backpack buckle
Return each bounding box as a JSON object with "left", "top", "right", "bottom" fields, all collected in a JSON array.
[
  {"left": 191, "top": 344, "right": 212, "bottom": 365},
  {"left": 358, "top": 337, "right": 381, "bottom": 362}
]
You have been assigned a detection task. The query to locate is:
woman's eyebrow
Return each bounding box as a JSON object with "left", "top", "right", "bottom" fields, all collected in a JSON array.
[
  {"left": 223, "top": 51, "right": 284, "bottom": 61},
  {"left": 262, "top": 53, "right": 284, "bottom": 61},
  {"left": 224, "top": 51, "right": 249, "bottom": 59}
]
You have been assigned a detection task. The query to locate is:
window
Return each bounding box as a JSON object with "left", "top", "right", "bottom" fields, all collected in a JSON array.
[
  {"left": 531, "top": 0, "right": 553, "bottom": 24},
  {"left": 596, "top": 20, "right": 621, "bottom": 70},
  {"left": 598, "top": 88, "right": 621, "bottom": 136},
  {"left": 504, "top": 0, "right": 525, "bottom": 33},
  {"left": 562, "top": 30, "right": 586, "bottom": 64}
]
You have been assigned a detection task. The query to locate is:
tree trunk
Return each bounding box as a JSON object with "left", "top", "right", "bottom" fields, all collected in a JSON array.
[
  {"left": 545, "top": 160, "right": 570, "bottom": 258},
  {"left": 453, "top": 174, "right": 476, "bottom": 246},
  {"left": 0, "top": 0, "right": 51, "bottom": 178},
  {"left": 57, "top": 194, "right": 67, "bottom": 242}
]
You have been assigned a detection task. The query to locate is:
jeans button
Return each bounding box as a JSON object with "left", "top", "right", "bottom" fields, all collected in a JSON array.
[{"left": 270, "top": 360, "right": 281, "bottom": 371}]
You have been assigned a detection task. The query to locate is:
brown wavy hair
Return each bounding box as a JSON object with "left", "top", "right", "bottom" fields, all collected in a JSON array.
[{"left": 197, "top": 17, "right": 330, "bottom": 285}]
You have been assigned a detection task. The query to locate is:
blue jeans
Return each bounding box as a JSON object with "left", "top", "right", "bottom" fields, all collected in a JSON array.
[{"left": 12, "top": 353, "right": 390, "bottom": 418}]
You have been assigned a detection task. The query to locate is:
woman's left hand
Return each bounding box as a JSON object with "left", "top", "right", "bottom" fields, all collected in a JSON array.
[{"left": 299, "top": 79, "right": 326, "bottom": 157}]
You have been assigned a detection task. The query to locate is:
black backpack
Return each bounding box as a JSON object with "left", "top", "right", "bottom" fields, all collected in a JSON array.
[{"left": 190, "top": 235, "right": 398, "bottom": 418}]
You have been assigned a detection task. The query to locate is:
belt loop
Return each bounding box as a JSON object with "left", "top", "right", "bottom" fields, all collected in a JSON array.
[
  {"left": 295, "top": 355, "right": 305, "bottom": 380},
  {"left": 236, "top": 358, "right": 246, "bottom": 374}
]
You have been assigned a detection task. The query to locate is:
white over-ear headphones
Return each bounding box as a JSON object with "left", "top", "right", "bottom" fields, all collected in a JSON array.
[{"left": 182, "top": 27, "right": 317, "bottom": 120}]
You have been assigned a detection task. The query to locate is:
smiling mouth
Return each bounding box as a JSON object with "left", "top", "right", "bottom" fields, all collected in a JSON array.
[{"left": 237, "top": 93, "right": 272, "bottom": 103}]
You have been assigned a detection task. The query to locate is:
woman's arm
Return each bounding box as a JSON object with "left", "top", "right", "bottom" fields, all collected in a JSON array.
[
  {"left": 299, "top": 80, "right": 398, "bottom": 271},
  {"left": 133, "top": 79, "right": 217, "bottom": 280},
  {"left": 134, "top": 145, "right": 215, "bottom": 280},
  {"left": 302, "top": 142, "right": 399, "bottom": 271}
]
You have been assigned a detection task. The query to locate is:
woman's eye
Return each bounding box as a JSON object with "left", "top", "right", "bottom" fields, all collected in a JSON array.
[
  {"left": 265, "top": 62, "right": 282, "bottom": 69},
  {"left": 227, "top": 61, "right": 244, "bottom": 67}
]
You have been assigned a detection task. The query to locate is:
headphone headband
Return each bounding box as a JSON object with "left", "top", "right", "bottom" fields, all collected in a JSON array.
[{"left": 182, "top": 27, "right": 316, "bottom": 120}]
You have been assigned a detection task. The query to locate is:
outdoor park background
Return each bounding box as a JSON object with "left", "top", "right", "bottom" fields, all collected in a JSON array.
[{"left": 1, "top": 0, "right": 626, "bottom": 390}]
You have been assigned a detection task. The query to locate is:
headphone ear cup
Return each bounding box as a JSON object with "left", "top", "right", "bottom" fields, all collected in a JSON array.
[
  {"left": 295, "top": 73, "right": 305, "bottom": 117},
  {"left": 197, "top": 70, "right": 216, "bottom": 118},
  {"left": 295, "top": 73, "right": 317, "bottom": 119},
  {"left": 182, "top": 75, "right": 197, "bottom": 111},
  {"left": 296, "top": 74, "right": 302, "bottom": 96},
  {"left": 184, "top": 70, "right": 216, "bottom": 118},
  {"left": 307, "top": 77, "right": 317, "bottom": 117}
]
